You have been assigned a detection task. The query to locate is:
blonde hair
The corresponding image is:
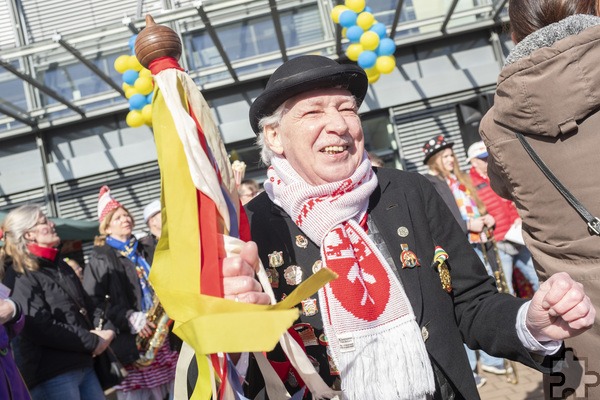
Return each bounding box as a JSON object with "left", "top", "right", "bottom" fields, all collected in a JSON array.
[
  {"left": 94, "top": 206, "right": 133, "bottom": 246},
  {"left": 426, "top": 150, "right": 486, "bottom": 214},
  {"left": 0, "top": 204, "right": 46, "bottom": 274}
]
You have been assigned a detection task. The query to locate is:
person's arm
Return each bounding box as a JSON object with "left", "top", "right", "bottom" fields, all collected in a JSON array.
[
  {"left": 12, "top": 274, "right": 99, "bottom": 354},
  {"left": 418, "top": 175, "right": 594, "bottom": 367}
]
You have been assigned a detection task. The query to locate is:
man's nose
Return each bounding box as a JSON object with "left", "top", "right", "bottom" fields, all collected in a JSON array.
[{"left": 324, "top": 110, "right": 348, "bottom": 134}]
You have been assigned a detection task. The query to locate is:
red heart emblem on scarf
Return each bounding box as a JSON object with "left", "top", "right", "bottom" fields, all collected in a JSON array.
[{"left": 324, "top": 225, "right": 390, "bottom": 321}]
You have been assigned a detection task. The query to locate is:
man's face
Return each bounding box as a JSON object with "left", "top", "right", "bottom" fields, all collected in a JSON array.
[
  {"left": 148, "top": 212, "right": 162, "bottom": 239},
  {"left": 264, "top": 88, "right": 364, "bottom": 185},
  {"left": 471, "top": 157, "right": 488, "bottom": 174}
]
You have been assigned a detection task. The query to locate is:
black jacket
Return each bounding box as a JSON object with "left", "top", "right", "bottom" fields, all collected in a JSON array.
[
  {"left": 243, "top": 167, "right": 550, "bottom": 400},
  {"left": 11, "top": 257, "right": 99, "bottom": 389},
  {"left": 83, "top": 242, "right": 151, "bottom": 365}
]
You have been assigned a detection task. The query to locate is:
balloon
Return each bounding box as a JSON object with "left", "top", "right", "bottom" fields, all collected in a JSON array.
[
  {"left": 342, "top": 27, "right": 347, "bottom": 38},
  {"left": 146, "top": 93, "right": 154, "bottom": 104},
  {"left": 141, "top": 104, "right": 153, "bottom": 125},
  {"left": 345, "top": 43, "right": 364, "bottom": 61},
  {"left": 129, "top": 93, "right": 147, "bottom": 110},
  {"left": 344, "top": 0, "right": 365, "bottom": 13},
  {"left": 360, "top": 31, "right": 380, "bottom": 51},
  {"left": 122, "top": 82, "right": 132, "bottom": 91},
  {"left": 128, "top": 55, "right": 143, "bottom": 72},
  {"left": 139, "top": 68, "right": 152, "bottom": 78},
  {"left": 376, "top": 55, "right": 396, "bottom": 74},
  {"left": 357, "top": 50, "right": 377, "bottom": 69},
  {"left": 122, "top": 70, "right": 139, "bottom": 85},
  {"left": 125, "top": 87, "right": 138, "bottom": 99},
  {"left": 377, "top": 38, "right": 396, "bottom": 56},
  {"left": 134, "top": 76, "right": 154, "bottom": 95},
  {"left": 128, "top": 35, "right": 138, "bottom": 51},
  {"left": 356, "top": 12, "right": 375, "bottom": 30},
  {"left": 364, "top": 6, "right": 372, "bottom": 13},
  {"left": 339, "top": 10, "right": 358, "bottom": 28},
  {"left": 370, "top": 22, "right": 387, "bottom": 38},
  {"left": 368, "top": 73, "right": 380, "bottom": 84},
  {"left": 331, "top": 5, "right": 349, "bottom": 23},
  {"left": 346, "top": 25, "right": 364, "bottom": 43},
  {"left": 126, "top": 110, "right": 145, "bottom": 127},
  {"left": 114, "top": 55, "right": 130, "bottom": 74}
]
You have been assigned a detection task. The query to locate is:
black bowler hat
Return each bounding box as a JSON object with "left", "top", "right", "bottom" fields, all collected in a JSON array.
[
  {"left": 422, "top": 135, "right": 454, "bottom": 164},
  {"left": 249, "top": 55, "right": 368, "bottom": 134}
]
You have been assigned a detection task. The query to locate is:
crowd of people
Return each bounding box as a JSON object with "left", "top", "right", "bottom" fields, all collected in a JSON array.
[
  {"left": 1, "top": 0, "right": 599, "bottom": 399},
  {"left": 0, "top": 193, "right": 178, "bottom": 400}
]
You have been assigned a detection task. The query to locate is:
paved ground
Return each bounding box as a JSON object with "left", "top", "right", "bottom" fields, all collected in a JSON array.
[{"left": 479, "top": 362, "right": 545, "bottom": 400}]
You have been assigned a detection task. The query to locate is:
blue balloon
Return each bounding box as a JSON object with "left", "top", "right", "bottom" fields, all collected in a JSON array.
[
  {"left": 364, "top": 6, "right": 372, "bottom": 13},
  {"left": 129, "top": 93, "right": 147, "bottom": 110},
  {"left": 339, "top": 10, "right": 358, "bottom": 28},
  {"left": 128, "top": 34, "right": 138, "bottom": 50},
  {"left": 346, "top": 25, "right": 364, "bottom": 43},
  {"left": 377, "top": 38, "right": 396, "bottom": 56},
  {"left": 146, "top": 93, "right": 154, "bottom": 104},
  {"left": 122, "top": 70, "right": 139, "bottom": 85},
  {"left": 370, "top": 22, "right": 387, "bottom": 38},
  {"left": 357, "top": 50, "right": 377, "bottom": 69}
]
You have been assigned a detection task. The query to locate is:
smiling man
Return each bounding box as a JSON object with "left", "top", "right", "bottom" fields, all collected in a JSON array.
[{"left": 218, "top": 56, "right": 595, "bottom": 400}]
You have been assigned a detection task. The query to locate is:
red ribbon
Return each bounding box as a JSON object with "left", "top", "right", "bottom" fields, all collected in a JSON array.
[{"left": 148, "top": 56, "right": 184, "bottom": 75}]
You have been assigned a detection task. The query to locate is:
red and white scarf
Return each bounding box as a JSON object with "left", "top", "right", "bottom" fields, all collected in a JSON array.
[{"left": 265, "top": 155, "right": 435, "bottom": 400}]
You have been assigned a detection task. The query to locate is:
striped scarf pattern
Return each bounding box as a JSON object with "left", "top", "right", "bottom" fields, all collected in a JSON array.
[{"left": 265, "top": 155, "right": 435, "bottom": 400}]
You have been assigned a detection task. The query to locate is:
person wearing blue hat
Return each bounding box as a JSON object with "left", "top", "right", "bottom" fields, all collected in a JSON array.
[{"left": 205, "top": 55, "right": 594, "bottom": 400}]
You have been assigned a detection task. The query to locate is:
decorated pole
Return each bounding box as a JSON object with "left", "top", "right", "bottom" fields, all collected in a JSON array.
[{"left": 135, "top": 15, "right": 337, "bottom": 400}]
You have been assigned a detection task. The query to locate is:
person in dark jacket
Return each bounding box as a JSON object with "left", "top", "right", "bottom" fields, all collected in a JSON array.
[
  {"left": 0, "top": 205, "right": 113, "bottom": 400},
  {"left": 0, "top": 227, "right": 31, "bottom": 400},
  {"left": 216, "top": 55, "right": 595, "bottom": 400},
  {"left": 84, "top": 186, "right": 178, "bottom": 400}
]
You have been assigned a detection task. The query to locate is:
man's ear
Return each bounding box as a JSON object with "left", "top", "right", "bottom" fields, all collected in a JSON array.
[{"left": 263, "top": 125, "right": 284, "bottom": 155}]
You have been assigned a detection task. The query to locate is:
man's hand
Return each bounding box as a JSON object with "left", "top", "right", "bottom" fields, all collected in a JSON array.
[
  {"left": 223, "top": 241, "right": 270, "bottom": 305},
  {"left": 526, "top": 272, "right": 595, "bottom": 342}
]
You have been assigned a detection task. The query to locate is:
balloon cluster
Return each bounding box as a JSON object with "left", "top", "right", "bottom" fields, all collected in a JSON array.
[
  {"left": 113, "top": 35, "right": 154, "bottom": 128},
  {"left": 331, "top": 0, "right": 397, "bottom": 84}
]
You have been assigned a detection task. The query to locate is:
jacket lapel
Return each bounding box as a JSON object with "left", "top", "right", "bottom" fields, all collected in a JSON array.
[{"left": 369, "top": 172, "right": 425, "bottom": 324}]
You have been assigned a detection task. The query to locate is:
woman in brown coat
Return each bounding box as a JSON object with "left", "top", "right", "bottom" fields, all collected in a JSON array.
[{"left": 479, "top": 1, "right": 600, "bottom": 397}]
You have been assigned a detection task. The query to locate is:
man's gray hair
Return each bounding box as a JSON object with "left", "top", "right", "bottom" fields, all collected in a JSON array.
[{"left": 256, "top": 101, "right": 287, "bottom": 166}]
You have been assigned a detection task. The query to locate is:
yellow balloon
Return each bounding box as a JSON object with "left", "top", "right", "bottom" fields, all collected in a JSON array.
[
  {"left": 368, "top": 74, "right": 380, "bottom": 84},
  {"left": 139, "top": 68, "right": 152, "bottom": 78},
  {"left": 114, "top": 55, "right": 130, "bottom": 74},
  {"left": 365, "top": 67, "right": 380, "bottom": 84},
  {"left": 122, "top": 82, "right": 132, "bottom": 91},
  {"left": 126, "top": 110, "right": 145, "bottom": 127},
  {"left": 128, "top": 55, "right": 143, "bottom": 72},
  {"left": 125, "top": 87, "right": 138, "bottom": 99},
  {"left": 331, "top": 5, "right": 349, "bottom": 23},
  {"left": 345, "top": 43, "right": 364, "bottom": 62},
  {"left": 134, "top": 77, "right": 154, "bottom": 95},
  {"left": 360, "top": 31, "right": 380, "bottom": 51},
  {"left": 342, "top": 27, "right": 347, "bottom": 38},
  {"left": 344, "top": 0, "right": 365, "bottom": 13},
  {"left": 356, "top": 12, "right": 375, "bottom": 30},
  {"left": 141, "top": 104, "right": 153, "bottom": 125},
  {"left": 376, "top": 55, "right": 397, "bottom": 74}
]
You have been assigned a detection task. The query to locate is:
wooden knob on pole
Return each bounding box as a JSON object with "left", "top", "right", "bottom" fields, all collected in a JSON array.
[{"left": 134, "top": 14, "right": 182, "bottom": 68}]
